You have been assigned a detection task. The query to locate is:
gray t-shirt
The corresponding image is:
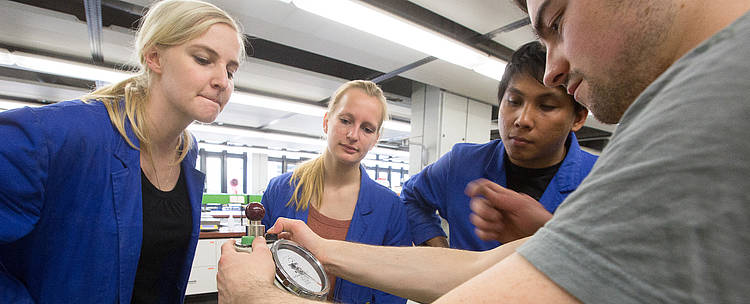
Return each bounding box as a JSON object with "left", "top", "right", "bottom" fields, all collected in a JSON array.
[{"left": 518, "top": 11, "right": 750, "bottom": 304}]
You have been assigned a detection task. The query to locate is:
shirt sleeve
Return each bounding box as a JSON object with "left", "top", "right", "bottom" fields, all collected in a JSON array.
[
  {"left": 260, "top": 176, "right": 281, "bottom": 228},
  {"left": 400, "top": 150, "right": 453, "bottom": 245},
  {"left": 0, "top": 107, "right": 48, "bottom": 243},
  {"left": 0, "top": 107, "right": 48, "bottom": 303}
]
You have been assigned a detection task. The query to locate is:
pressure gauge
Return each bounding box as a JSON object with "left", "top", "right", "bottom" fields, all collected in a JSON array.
[{"left": 270, "top": 239, "right": 330, "bottom": 300}]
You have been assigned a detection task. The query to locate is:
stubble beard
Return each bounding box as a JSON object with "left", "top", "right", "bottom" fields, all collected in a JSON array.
[{"left": 585, "top": 1, "right": 676, "bottom": 124}]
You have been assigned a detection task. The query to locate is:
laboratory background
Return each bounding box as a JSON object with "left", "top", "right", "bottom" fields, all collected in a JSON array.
[{"left": 0, "top": 0, "right": 613, "bottom": 302}]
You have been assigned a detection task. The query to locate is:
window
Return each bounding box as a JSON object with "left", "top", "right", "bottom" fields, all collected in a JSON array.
[
  {"left": 267, "top": 158, "right": 283, "bottom": 180},
  {"left": 226, "top": 157, "right": 245, "bottom": 194},
  {"left": 205, "top": 156, "right": 222, "bottom": 193}
]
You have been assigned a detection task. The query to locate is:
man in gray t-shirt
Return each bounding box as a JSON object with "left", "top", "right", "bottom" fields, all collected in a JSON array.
[
  {"left": 517, "top": 6, "right": 750, "bottom": 304},
  {"left": 215, "top": 1, "right": 750, "bottom": 303}
]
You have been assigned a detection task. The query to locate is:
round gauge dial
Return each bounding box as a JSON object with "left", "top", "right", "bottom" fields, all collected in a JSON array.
[{"left": 270, "top": 239, "right": 329, "bottom": 300}]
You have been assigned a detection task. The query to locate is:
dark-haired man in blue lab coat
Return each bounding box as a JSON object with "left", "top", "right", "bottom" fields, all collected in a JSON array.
[{"left": 402, "top": 41, "right": 597, "bottom": 250}]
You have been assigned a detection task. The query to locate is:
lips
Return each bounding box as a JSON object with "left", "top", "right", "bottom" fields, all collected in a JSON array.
[
  {"left": 509, "top": 136, "right": 532, "bottom": 145},
  {"left": 340, "top": 143, "right": 359, "bottom": 153},
  {"left": 199, "top": 94, "right": 221, "bottom": 106},
  {"left": 567, "top": 80, "right": 581, "bottom": 96},
  {"left": 567, "top": 79, "right": 582, "bottom": 98}
]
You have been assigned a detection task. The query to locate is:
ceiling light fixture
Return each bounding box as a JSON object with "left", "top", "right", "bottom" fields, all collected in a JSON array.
[
  {"left": 188, "top": 123, "right": 409, "bottom": 158},
  {"left": 382, "top": 120, "right": 411, "bottom": 132},
  {"left": 230, "top": 92, "right": 328, "bottom": 117},
  {"left": 1, "top": 50, "right": 134, "bottom": 84},
  {"left": 0, "top": 50, "right": 412, "bottom": 133},
  {"left": 283, "top": 0, "right": 507, "bottom": 81}
]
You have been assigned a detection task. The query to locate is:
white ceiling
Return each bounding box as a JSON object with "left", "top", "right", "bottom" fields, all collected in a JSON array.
[{"left": 0, "top": 0, "right": 613, "bottom": 160}]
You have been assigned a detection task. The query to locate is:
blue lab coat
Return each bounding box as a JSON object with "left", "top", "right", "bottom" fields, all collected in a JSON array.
[
  {"left": 0, "top": 100, "right": 205, "bottom": 303},
  {"left": 261, "top": 166, "right": 410, "bottom": 304},
  {"left": 402, "top": 133, "right": 598, "bottom": 251}
]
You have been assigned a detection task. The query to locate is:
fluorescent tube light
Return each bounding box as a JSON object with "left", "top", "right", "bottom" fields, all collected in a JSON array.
[
  {"left": 9, "top": 51, "right": 133, "bottom": 84},
  {"left": 285, "top": 0, "right": 506, "bottom": 80},
  {"left": 189, "top": 123, "right": 410, "bottom": 159},
  {"left": 230, "top": 92, "right": 328, "bottom": 117},
  {"left": 0, "top": 99, "right": 42, "bottom": 111},
  {"left": 230, "top": 91, "right": 411, "bottom": 132},
  {"left": 0, "top": 49, "right": 14, "bottom": 65},
  {"left": 188, "top": 123, "right": 326, "bottom": 147},
  {"left": 382, "top": 120, "right": 410, "bottom": 132}
]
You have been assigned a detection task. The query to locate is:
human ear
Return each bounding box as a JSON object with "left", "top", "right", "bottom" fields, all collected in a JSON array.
[
  {"left": 570, "top": 107, "right": 588, "bottom": 132},
  {"left": 144, "top": 47, "right": 163, "bottom": 74}
]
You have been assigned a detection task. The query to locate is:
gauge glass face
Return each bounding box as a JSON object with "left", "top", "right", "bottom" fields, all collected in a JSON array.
[{"left": 277, "top": 248, "right": 324, "bottom": 292}]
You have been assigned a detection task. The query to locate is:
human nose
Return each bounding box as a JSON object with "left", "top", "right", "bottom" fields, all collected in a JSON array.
[
  {"left": 514, "top": 104, "right": 534, "bottom": 129},
  {"left": 346, "top": 125, "right": 360, "bottom": 141},
  {"left": 543, "top": 44, "right": 569, "bottom": 88},
  {"left": 211, "top": 66, "right": 230, "bottom": 90}
]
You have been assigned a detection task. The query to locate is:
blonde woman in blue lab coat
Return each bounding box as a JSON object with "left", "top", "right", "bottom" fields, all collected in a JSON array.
[
  {"left": 0, "top": 1, "right": 245, "bottom": 303},
  {"left": 260, "top": 80, "right": 410, "bottom": 304}
]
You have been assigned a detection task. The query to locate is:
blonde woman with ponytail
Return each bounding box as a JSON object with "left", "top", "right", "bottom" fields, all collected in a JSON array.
[
  {"left": 260, "top": 80, "right": 411, "bottom": 303},
  {"left": 0, "top": 1, "right": 244, "bottom": 302}
]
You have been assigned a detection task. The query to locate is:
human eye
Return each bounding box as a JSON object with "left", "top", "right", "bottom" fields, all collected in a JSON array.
[
  {"left": 540, "top": 104, "right": 557, "bottom": 111},
  {"left": 339, "top": 118, "right": 350, "bottom": 124},
  {"left": 363, "top": 126, "right": 376, "bottom": 134},
  {"left": 194, "top": 55, "right": 210, "bottom": 65},
  {"left": 227, "top": 70, "right": 235, "bottom": 79},
  {"left": 506, "top": 97, "right": 522, "bottom": 106},
  {"left": 549, "top": 11, "right": 564, "bottom": 35}
]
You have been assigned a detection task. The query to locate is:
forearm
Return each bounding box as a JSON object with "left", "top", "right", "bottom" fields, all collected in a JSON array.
[
  {"left": 320, "top": 237, "right": 527, "bottom": 303},
  {"left": 230, "top": 285, "right": 324, "bottom": 304}
]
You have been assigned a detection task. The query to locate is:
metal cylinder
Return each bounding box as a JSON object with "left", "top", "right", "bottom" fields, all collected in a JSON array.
[{"left": 247, "top": 220, "right": 265, "bottom": 237}]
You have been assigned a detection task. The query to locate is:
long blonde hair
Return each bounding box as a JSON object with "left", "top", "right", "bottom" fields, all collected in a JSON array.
[
  {"left": 83, "top": 0, "right": 245, "bottom": 162},
  {"left": 287, "top": 80, "right": 389, "bottom": 211}
]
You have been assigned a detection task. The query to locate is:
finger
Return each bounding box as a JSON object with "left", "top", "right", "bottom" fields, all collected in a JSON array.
[
  {"left": 267, "top": 217, "right": 303, "bottom": 234},
  {"left": 220, "top": 239, "right": 236, "bottom": 255},
  {"left": 251, "top": 236, "right": 268, "bottom": 252},
  {"left": 470, "top": 197, "right": 503, "bottom": 222},
  {"left": 467, "top": 181, "right": 520, "bottom": 210},
  {"left": 474, "top": 227, "right": 501, "bottom": 241},
  {"left": 464, "top": 178, "right": 491, "bottom": 197},
  {"left": 469, "top": 213, "right": 504, "bottom": 232},
  {"left": 465, "top": 178, "right": 513, "bottom": 195}
]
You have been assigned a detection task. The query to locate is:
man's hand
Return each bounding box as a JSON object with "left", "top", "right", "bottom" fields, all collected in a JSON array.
[
  {"left": 420, "top": 236, "right": 449, "bottom": 247},
  {"left": 465, "top": 178, "right": 553, "bottom": 243},
  {"left": 217, "top": 237, "right": 276, "bottom": 304},
  {"left": 267, "top": 218, "right": 328, "bottom": 260}
]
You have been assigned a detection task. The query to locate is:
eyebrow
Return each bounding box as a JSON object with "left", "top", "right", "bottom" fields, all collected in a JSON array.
[
  {"left": 507, "top": 87, "right": 526, "bottom": 97},
  {"left": 189, "top": 44, "right": 240, "bottom": 70},
  {"left": 508, "top": 87, "right": 566, "bottom": 101},
  {"left": 532, "top": 0, "right": 552, "bottom": 38}
]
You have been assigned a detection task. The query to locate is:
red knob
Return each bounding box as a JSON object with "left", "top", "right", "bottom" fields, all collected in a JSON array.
[{"left": 245, "top": 202, "right": 265, "bottom": 221}]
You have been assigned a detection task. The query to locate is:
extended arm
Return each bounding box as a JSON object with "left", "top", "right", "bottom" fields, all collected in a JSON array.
[
  {"left": 267, "top": 218, "right": 525, "bottom": 303},
  {"left": 434, "top": 252, "right": 581, "bottom": 303}
]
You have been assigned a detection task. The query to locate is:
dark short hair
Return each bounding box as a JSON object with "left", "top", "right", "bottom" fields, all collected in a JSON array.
[
  {"left": 497, "top": 41, "right": 585, "bottom": 113},
  {"left": 513, "top": 0, "right": 529, "bottom": 13}
]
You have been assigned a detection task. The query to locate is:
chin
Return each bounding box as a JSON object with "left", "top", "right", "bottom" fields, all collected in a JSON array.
[{"left": 194, "top": 112, "right": 220, "bottom": 124}]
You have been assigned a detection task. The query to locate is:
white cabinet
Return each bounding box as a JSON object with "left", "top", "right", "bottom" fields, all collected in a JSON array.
[
  {"left": 187, "top": 266, "right": 218, "bottom": 295},
  {"left": 186, "top": 238, "right": 237, "bottom": 295}
]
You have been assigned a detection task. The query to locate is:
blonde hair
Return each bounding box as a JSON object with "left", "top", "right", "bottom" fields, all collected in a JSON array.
[
  {"left": 287, "top": 80, "right": 389, "bottom": 211},
  {"left": 83, "top": 0, "right": 245, "bottom": 162}
]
